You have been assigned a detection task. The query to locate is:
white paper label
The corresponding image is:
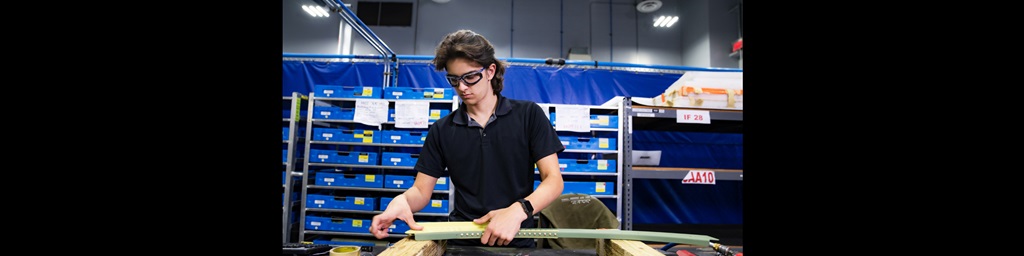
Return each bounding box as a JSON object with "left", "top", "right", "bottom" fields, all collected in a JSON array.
[
  {"left": 395, "top": 101, "right": 430, "bottom": 129},
  {"left": 393, "top": 180, "right": 404, "bottom": 185},
  {"left": 559, "top": 164, "right": 568, "bottom": 168},
  {"left": 637, "top": 113, "right": 655, "bottom": 117},
  {"left": 596, "top": 182, "right": 606, "bottom": 193},
  {"left": 391, "top": 135, "right": 402, "bottom": 140},
  {"left": 323, "top": 90, "right": 334, "bottom": 96},
  {"left": 320, "top": 111, "right": 331, "bottom": 116},
  {"left": 323, "top": 133, "right": 333, "bottom": 138},
  {"left": 392, "top": 92, "right": 403, "bottom": 96},
  {"left": 391, "top": 158, "right": 401, "bottom": 162},
  {"left": 681, "top": 170, "right": 716, "bottom": 184},
  {"left": 437, "top": 177, "right": 447, "bottom": 184},
  {"left": 555, "top": 105, "right": 591, "bottom": 132},
  {"left": 353, "top": 99, "right": 389, "bottom": 127},
  {"left": 676, "top": 110, "right": 711, "bottom": 124},
  {"left": 314, "top": 200, "right": 325, "bottom": 204},
  {"left": 311, "top": 221, "right": 321, "bottom": 226},
  {"left": 324, "top": 178, "right": 335, "bottom": 182}
]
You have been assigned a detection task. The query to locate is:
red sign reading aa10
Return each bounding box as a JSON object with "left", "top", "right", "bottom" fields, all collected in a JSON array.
[
  {"left": 676, "top": 110, "right": 711, "bottom": 124},
  {"left": 681, "top": 170, "right": 716, "bottom": 184}
]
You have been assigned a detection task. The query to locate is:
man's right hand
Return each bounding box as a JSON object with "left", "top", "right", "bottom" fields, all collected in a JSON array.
[{"left": 369, "top": 194, "right": 424, "bottom": 239}]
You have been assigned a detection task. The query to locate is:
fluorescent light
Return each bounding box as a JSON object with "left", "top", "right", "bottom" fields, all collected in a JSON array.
[
  {"left": 316, "top": 6, "right": 330, "bottom": 17},
  {"left": 302, "top": 5, "right": 319, "bottom": 17},
  {"left": 665, "top": 16, "right": 679, "bottom": 27},
  {"left": 653, "top": 16, "right": 667, "bottom": 27}
]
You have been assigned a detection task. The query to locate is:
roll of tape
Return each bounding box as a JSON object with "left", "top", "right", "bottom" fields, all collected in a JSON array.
[{"left": 329, "top": 246, "right": 361, "bottom": 256}]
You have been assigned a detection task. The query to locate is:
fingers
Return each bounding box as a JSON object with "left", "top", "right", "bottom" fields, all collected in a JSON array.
[
  {"left": 479, "top": 228, "right": 491, "bottom": 245},
  {"left": 487, "top": 231, "right": 500, "bottom": 246},
  {"left": 401, "top": 215, "right": 423, "bottom": 230},
  {"left": 473, "top": 212, "right": 493, "bottom": 224},
  {"left": 369, "top": 215, "right": 392, "bottom": 239}
]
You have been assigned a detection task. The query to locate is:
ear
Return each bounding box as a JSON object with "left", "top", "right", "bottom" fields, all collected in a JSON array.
[{"left": 487, "top": 63, "right": 496, "bottom": 80}]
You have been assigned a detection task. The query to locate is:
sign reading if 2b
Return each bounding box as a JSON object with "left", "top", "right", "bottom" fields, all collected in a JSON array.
[{"left": 681, "top": 170, "right": 716, "bottom": 184}]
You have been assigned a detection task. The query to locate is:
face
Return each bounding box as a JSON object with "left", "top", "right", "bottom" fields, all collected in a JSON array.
[{"left": 445, "top": 57, "right": 494, "bottom": 106}]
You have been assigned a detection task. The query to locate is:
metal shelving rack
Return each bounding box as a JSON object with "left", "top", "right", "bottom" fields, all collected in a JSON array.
[
  {"left": 536, "top": 102, "right": 627, "bottom": 229},
  {"left": 621, "top": 98, "right": 743, "bottom": 230},
  {"left": 283, "top": 92, "right": 307, "bottom": 243},
  {"left": 297, "top": 93, "right": 459, "bottom": 242}
]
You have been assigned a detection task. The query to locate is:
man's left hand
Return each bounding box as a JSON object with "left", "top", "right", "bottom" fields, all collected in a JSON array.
[{"left": 472, "top": 203, "right": 528, "bottom": 246}]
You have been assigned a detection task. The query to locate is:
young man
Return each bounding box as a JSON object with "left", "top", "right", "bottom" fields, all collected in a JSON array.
[{"left": 370, "top": 30, "right": 565, "bottom": 248}]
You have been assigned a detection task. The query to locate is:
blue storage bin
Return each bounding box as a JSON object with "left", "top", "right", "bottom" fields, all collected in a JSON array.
[
  {"left": 384, "top": 175, "right": 415, "bottom": 189},
  {"left": 429, "top": 109, "right": 450, "bottom": 121},
  {"left": 383, "top": 87, "right": 455, "bottom": 100},
  {"left": 306, "top": 194, "right": 376, "bottom": 211},
  {"left": 282, "top": 150, "right": 288, "bottom": 162},
  {"left": 308, "top": 149, "right": 335, "bottom": 163},
  {"left": 559, "top": 136, "right": 616, "bottom": 150},
  {"left": 314, "top": 172, "right": 383, "bottom": 188},
  {"left": 550, "top": 114, "right": 619, "bottom": 129},
  {"left": 282, "top": 127, "right": 289, "bottom": 140},
  {"left": 420, "top": 199, "right": 449, "bottom": 214},
  {"left": 389, "top": 219, "right": 411, "bottom": 234},
  {"left": 335, "top": 151, "right": 378, "bottom": 165},
  {"left": 379, "top": 130, "right": 428, "bottom": 145},
  {"left": 312, "top": 128, "right": 342, "bottom": 141},
  {"left": 337, "top": 108, "right": 355, "bottom": 120},
  {"left": 387, "top": 109, "right": 450, "bottom": 123},
  {"left": 336, "top": 129, "right": 379, "bottom": 144},
  {"left": 534, "top": 181, "right": 614, "bottom": 195},
  {"left": 381, "top": 152, "right": 418, "bottom": 167},
  {"left": 305, "top": 216, "right": 371, "bottom": 233},
  {"left": 379, "top": 197, "right": 393, "bottom": 211},
  {"left": 313, "top": 85, "right": 382, "bottom": 99},
  {"left": 313, "top": 106, "right": 343, "bottom": 120},
  {"left": 434, "top": 177, "right": 449, "bottom": 191}
]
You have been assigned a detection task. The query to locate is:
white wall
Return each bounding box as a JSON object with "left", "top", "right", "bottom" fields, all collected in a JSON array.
[{"left": 283, "top": 0, "right": 741, "bottom": 68}]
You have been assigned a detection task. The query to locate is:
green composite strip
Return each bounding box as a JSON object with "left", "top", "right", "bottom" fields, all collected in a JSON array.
[{"left": 408, "top": 228, "right": 717, "bottom": 246}]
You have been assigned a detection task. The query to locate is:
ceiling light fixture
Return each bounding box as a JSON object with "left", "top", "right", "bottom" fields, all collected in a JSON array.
[
  {"left": 653, "top": 16, "right": 679, "bottom": 27},
  {"left": 316, "top": 6, "right": 330, "bottom": 17}
]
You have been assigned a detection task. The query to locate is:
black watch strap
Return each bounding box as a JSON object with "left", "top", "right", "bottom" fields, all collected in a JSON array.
[{"left": 517, "top": 199, "right": 534, "bottom": 216}]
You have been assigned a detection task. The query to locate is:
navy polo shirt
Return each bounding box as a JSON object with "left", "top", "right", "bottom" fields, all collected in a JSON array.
[{"left": 415, "top": 95, "right": 564, "bottom": 247}]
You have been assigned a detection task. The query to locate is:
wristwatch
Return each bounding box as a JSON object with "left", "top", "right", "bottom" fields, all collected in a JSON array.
[{"left": 517, "top": 198, "right": 534, "bottom": 216}]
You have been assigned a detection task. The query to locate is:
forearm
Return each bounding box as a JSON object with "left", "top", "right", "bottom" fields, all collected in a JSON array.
[
  {"left": 397, "top": 173, "right": 440, "bottom": 213},
  {"left": 399, "top": 186, "right": 430, "bottom": 212},
  {"left": 524, "top": 172, "right": 563, "bottom": 215}
]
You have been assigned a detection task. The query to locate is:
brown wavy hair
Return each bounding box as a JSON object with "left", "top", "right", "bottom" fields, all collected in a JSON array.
[{"left": 433, "top": 30, "right": 506, "bottom": 95}]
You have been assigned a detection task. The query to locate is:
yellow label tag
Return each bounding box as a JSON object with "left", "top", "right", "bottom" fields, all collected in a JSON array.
[
  {"left": 353, "top": 219, "right": 363, "bottom": 227},
  {"left": 596, "top": 182, "right": 606, "bottom": 193},
  {"left": 364, "top": 174, "right": 375, "bottom": 181},
  {"left": 355, "top": 197, "right": 365, "bottom": 205},
  {"left": 424, "top": 91, "right": 434, "bottom": 98},
  {"left": 363, "top": 137, "right": 372, "bottom": 143},
  {"left": 431, "top": 200, "right": 442, "bottom": 208},
  {"left": 598, "top": 160, "right": 608, "bottom": 170},
  {"left": 359, "top": 155, "right": 369, "bottom": 163},
  {"left": 354, "top": 134, "right": 364, "bottom": 138},
  {"left": 430, "top": 109, "right": 441, "bottom": 119},
  {"left": 362, "top": 87, "right": 373, "bottom": 96},
  {"left": 432, "top": 91, "right": 443, "bottom": 98},
  {"left": 437, "top": 177, "right": 447, "bottom": 184},
  {"left": 364, "top": 130, "right": 373, "bottom": 135},
  {"left": 599, "top": 116, "right": 609, "bottom": 125},
  {"left": 599, "top": 138, "right": 609, "bottom": 148}
]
